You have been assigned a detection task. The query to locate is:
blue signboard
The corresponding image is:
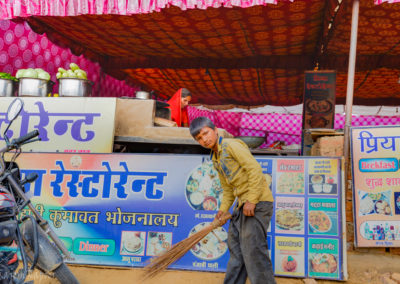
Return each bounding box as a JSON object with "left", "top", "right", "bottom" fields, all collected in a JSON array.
[{"left": 13, "top": 153, "right": 344, "bottom": 280}]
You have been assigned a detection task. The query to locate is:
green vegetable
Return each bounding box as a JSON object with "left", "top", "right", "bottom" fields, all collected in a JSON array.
[
  {"left": 57, "top": 64, "right": 88, "bottom": 80},
  {"left": 74, "top": 69, "right": 87, "bottom": 80},
  {"left": 16, "top": 68, "right": 50, "bottom": 81},
  {"left": 0, "top": 72, "right": 17, "bottom": 81},
  {"left": 37, "top": 71, "right": 50, "bottom": 81},
  {"left": 69, "top": 63, "right": 80, "bottom": 71},
  {"left": 15, "top": 69, "right": 25, "bottom": 79},
  {"left": 23, "top": 68, "right": 38, "bottom": 78},
  {"left": 66, "top": 70, "right": 77, "bottom": 78}
]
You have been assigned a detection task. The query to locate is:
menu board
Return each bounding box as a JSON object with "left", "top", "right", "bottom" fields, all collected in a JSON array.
[
  {"left": 302, "top": 70, "right": 336, "bottom": 130},
  {"left": 10, "top": 153, "right": 344, "bottom": 280},
  {"left": 351, "top": 126, "right": 400, "bottom": 247},
  {"left": 264, "top": 157, "right": 344, "bottom": 280}
]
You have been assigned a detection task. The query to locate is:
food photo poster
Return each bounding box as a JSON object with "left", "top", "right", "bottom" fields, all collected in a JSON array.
[{"left": 351, "top": 126, "right": 400, "bottom": 247}]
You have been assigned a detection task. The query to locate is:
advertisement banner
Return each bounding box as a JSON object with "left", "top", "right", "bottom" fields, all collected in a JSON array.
[
  {"left": 351, "top": 126, "right": 400, "bottom": 247},
  {"left": 0, "top": 97, "right": 116, "bottom": 153},
  {"left": 302, "top": 70, "right": 336, "bottom": 130},
  {"left": 14, "top": 153, "right": 344, "bottom": 280}
]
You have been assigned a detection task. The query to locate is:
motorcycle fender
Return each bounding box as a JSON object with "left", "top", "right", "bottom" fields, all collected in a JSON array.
[{"left": 20, "top": 219, "right": 63, "bottom": 272}]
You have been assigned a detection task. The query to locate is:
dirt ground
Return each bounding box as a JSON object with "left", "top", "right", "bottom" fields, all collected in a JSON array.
[{"left": 25, "top": 251, "right": 400, "bottom": 284}]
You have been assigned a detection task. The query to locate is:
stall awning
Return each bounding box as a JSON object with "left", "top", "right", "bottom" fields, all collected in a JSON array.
[
  {"left": 5, "top": 0, "right": 400, "bottom": 106},
  {"left": 0, "top": 0, "right": 288, "bottom": 19},
  {"left": 24, "top": 0, "right": 327, "bottom": 106}
]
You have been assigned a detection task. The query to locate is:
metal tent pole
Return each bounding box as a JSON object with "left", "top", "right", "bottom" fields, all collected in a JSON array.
[{"left": 343, "top": 0, "right": 359, "bottom": 192}]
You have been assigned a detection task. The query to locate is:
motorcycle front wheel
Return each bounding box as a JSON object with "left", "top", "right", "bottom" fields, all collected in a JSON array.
[
  {"left": 20, "top": 218, "right": 80, "bottom": 284},
  {"left": 53, "top": 263, "right": 79, "bottom": 284}
]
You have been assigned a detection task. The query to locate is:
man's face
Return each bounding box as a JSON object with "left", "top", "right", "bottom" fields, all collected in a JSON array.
[
  {"left": 194, "top": 126, "right": 218, "bottom": 150},
  {"left": 181, "top": 96, "right": 191, "bottom": 109}
]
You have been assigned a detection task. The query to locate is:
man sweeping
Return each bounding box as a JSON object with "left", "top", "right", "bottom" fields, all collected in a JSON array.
[{"left": 189, "top": 116, "right": 276, "bottom": 284}]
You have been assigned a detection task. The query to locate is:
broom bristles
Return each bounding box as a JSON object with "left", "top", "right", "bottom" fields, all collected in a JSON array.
[{"left": 142, "top": 212, "right": 232, "bottom": 281}]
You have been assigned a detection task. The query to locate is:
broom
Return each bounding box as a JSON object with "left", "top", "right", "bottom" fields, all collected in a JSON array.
[{"left": 142, "top": 212, "right": 232, "bottom": 280}]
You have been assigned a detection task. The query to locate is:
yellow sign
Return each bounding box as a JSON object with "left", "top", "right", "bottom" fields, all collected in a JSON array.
[
  {"left": 308, "top": 159, "right": 338, "bottom": 175},
  {"left": 275, "top": 236, "right": 305, "bottom": 276},
  {"left": 0, "top": 97, "right": 116, "bottom": 153}
]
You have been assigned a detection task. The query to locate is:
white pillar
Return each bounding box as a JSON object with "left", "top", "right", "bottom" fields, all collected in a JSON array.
[{"left": 343, "top": 0, "right": 359, "bottom": 192}]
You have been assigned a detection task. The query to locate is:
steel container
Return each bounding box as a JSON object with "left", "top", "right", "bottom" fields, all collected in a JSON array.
[
  {"left": 58, "top": 78, "right": 93, "bottom": 97},
  {"left": 135, "top": 91, "right": 150, "bottom": 99},
  {"left": 237, "top": 136, "right": 266, "bottom": 149},
  {"left": 0, "top": 79, "right": 17, "bottom": 97},
  {"left": 18, "top": 78, "right": 54, "bottom": 97}
]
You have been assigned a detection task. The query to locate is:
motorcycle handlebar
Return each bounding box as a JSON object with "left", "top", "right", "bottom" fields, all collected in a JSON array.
[{"left": 11, "top": 130, "right": 39, "bottom": 146}]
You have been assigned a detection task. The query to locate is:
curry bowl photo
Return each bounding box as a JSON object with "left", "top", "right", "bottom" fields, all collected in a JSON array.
[{"left": 308, "top": 211, "right": 332, "bottom": 233}]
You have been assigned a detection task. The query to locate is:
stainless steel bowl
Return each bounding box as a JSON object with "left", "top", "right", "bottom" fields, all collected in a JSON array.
[
  {"left": 0, "top": 79, "right": 17, "bottom": 97},
  {"left": 135, "top": 91, "right": 150, "bottom": 99},
  {"left": 58, "top": 78, "right": 93, "bottom": 97},
  {"left": 18, "top": 78, "right": 54, "bottom": 97},
  {"left": 237, "top": 136, "right": 266, "bottom": 149}
]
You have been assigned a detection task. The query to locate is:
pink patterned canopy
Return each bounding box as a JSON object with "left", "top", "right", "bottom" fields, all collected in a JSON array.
[
  {"left": 0, "top": 0, "right": 287, "bottom": 19},
  {"left": 188, "top": 106, "right": 400, "bottom": 147},
  {"left": 375, "top": 0, "right": 400, "bottom": 3}
]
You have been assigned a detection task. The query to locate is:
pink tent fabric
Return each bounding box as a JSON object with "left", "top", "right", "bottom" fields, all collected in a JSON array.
[
  {"left": 0, "top": 20, "right": 138, "bottom": 97},
  {"left": 188, "top": 106, "right": 400, "bottom": 147},
  {"left": 375, "top": 0, "right": 400, "bottom": 4},
  {"left": 0, "top": 0, "right": 289, "bottom": 19}
]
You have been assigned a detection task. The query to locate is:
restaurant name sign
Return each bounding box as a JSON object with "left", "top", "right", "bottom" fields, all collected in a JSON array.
[
  {"left": 351, "top": 126, "right": 400, "bottom": 247},
  {"left": 0, "top": 97, "right": 116, "bottom": 153},
  {"left": 12, "top": 153, "right": 345, "bottom": 280}
]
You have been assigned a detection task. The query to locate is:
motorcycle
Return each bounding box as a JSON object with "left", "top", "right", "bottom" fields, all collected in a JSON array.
[{"left": 0, "top": 98, "right": 79, "bottom": 284}]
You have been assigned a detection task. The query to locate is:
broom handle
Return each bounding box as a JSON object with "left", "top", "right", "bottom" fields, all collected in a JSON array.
[{"left": 211, "top": 211, "right": 232, "bottom": 227}]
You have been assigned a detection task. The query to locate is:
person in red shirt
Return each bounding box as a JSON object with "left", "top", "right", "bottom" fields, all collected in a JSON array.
[{"left": 167, "top": 88, "right": 192, "bottom": 127}]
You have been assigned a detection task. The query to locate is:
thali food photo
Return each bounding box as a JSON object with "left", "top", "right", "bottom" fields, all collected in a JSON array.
[
  {"left": 310, "top": 253, "right": 338, "bottom": 274},
  {"left": 309, "top": 211, "right": 332, "bottom": 233},
  {"left": 306, "top": 99, "right": 333, "bottom": 114},
  {"left": 275, "top": 209, "right": 304, "bottom": 231},
  {"left": 120, "top": 231, "right": 145, "bottom": 255},
  {"left": 189, "top": 222, "right": 228, "bottom": 261},
  {"left": 146, "top": 232, "right": 172, "bottom": 256},
  {"left": 309, "top": 174, "right": 337, "bottom": 194},
  {"left": 277, "top": 172, "right": 304, "bottom": 194},
  {"left": 186, "top": 161, "right": 223, "bottom": 211},
  {"left": 358, "top": 190, "right": 392, "bottom": 216}
]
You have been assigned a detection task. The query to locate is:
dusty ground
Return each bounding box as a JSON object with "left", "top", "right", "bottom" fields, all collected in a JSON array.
[{"left": 24, "top": 251, "right": 400, "bottom": 284}]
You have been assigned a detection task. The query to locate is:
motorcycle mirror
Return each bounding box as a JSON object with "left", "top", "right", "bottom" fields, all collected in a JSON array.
[
  {"left": 3, "top": 98, "right": 24, "bottom": 144},
  {"left": 21, "top": 172, "right": 38, "bottom": 185},
  {"left": 6, "top": 98, "right": 24, "bottom": 122}
]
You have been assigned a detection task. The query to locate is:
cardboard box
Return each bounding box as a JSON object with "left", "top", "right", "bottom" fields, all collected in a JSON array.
[{"left": 311, "top": 135, "right": 344, "bottom": 156}]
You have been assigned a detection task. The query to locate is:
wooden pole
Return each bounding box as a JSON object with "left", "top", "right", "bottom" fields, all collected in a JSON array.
[{"left": 343, "top": 0, "right": 360, "bottom": 193}]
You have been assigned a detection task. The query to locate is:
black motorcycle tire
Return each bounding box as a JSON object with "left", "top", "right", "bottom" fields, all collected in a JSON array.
[{"left": 53, "top": 263, "right": 79, "bottom": 284}]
